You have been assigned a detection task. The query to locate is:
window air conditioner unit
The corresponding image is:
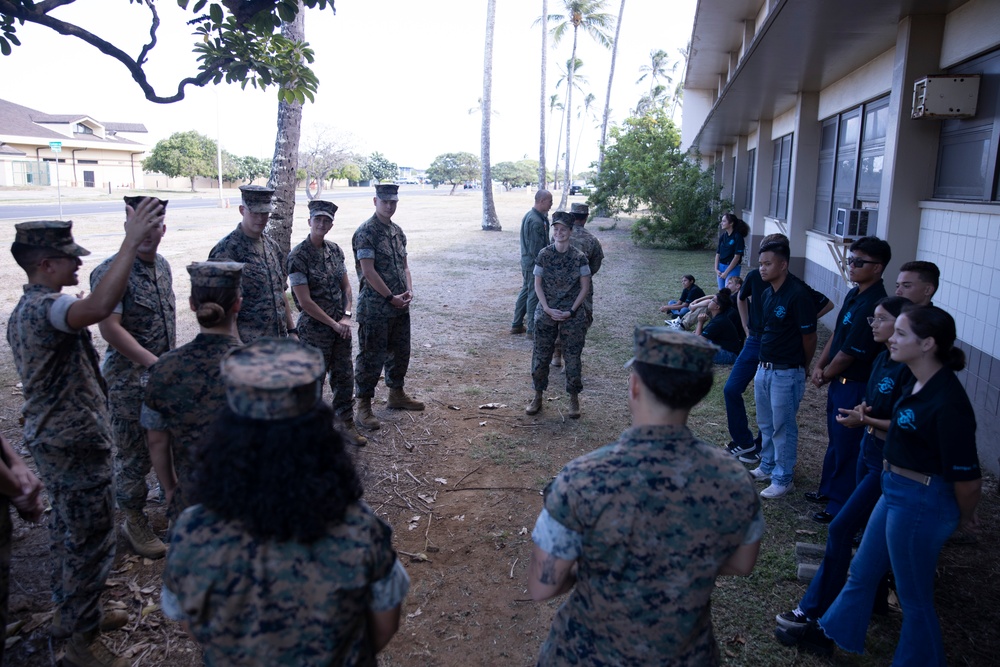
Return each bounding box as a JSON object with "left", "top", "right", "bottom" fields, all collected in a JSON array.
[
  {"left": 912, "top": 75, "right": 980, "bottom": 119},
  {"left": 835, "top": 208, "right": 872, "bottom": 240}
]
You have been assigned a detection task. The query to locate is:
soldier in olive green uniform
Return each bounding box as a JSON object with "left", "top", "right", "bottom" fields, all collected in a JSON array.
[
  {"left": 9, "top": 208, "right": 163, "bottom": 667},
  {"left": 526, "top": 211, "right": 591, "bottom": 418},
  {"left": 528, "top": 328, "right": 764, "bottom": 666},
  {"left": 90, "top": 196, "right": 175, "bottom": 560},
  {"left": 209, "top": 185, "right": 295, "bottom": 343},
  {"left": 288, "top": 200, "right": 365, "bottom": 445},
  {"left": 351, "top": 184, "right": 424, "bottom": 430},
  {"left": 162, "top": 339, "right": 409, "bottom": 664},
  {"left": 142, "top": 262, "right": 244, "bottom": 525}
]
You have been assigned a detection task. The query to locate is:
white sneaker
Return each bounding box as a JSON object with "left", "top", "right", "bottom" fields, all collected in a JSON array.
[
  {"left": 748, "top": 467, "right": 771, "bottom": 482},
  {"left": 760, "top": 482, "right": 794, "bottom": 498}
]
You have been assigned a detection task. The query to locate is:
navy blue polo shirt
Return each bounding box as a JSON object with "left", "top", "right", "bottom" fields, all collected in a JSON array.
[
  {"left": 865, "top": 350, "right": 914, "bottom": 421},
  {"left": 717, "top": 231, "right": 746, "bottom": 265},
  {"left": 679, "top": 284, "right": 705, "bottom": 305},
  {"left": 702, "top": 315, "right": 742, "bottom": 354},
  {"left": 740, "top": 270, "right": 828, "bottom": 338},
  {"left": 828, "top": 281, "right": 887, "bottom": 382},
  {"left": 884, "top": 368, "right": 980, "bottom": 481},
  {"left": 759, "top": 277, "right": 817, "bottom": 366}
]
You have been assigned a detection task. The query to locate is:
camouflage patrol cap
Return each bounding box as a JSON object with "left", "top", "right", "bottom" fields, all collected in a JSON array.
[
  {"left": 551, "top": 210, "right": 574, "bottom": 227},
  {"left": 187, "top": 261, "right": 244, "bottom": 288},
  {"left": 14, "top": 220, "right": 90, "bottom": 256},
  {"left": 308, "top": 200, "right": 338, "bottom": 220},
  {"left": 239, "top": 185, "right": 275, "bottom": 213},
  {"left": 570, "top": 203, "right": 589, "bottom": 218},
  {"left": 374, "top": 183, "right": 399, "bottom": 201},
  {"left": 221, "top": 338, "right": 325, "bottom": 421},
  {"left": 123, "top": 195, "right": 169, "bottom": 211},
  {"left": 625, "top": 326, "right": 718, "bottom": 373}
]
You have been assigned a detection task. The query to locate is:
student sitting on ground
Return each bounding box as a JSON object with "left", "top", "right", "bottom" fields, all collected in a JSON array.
[{"left": 660, "top": 275, "right": 705, "bottom": 318}]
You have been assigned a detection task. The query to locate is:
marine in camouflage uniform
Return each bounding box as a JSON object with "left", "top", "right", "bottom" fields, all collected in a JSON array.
[
  {"left": 90, "top": 196, "right": 175, "bottom": 558},
  {"left": 8, "top": 211, "right": 165, "bottom": 665},
  {"left": 352, "top": 184, "right": 423, "bottom": 429},
  {"left": 529, "top": 327, "right": 764, "bottom": 666},
  {"left": 208, "top": 185, "right": 292, "bottom": 344},
  {"left": 527, "top": 212, "right": 591, "bottom": 417},
  {"left": 161, "top": 338, "right": 409, "bottom": 664},
  {"left": 288, "top": 200, "right": 357, "bottom": 433},
  {"left": 551, "top": 202, "right": 604, "bottom": 367},
  {"left": 141, "top": 264, "right": 243, "bottom": 524}
]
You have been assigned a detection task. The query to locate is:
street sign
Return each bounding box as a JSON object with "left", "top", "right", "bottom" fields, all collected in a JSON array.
[{"left": 49, "top": 141, "right": 62, "bottom": 153}]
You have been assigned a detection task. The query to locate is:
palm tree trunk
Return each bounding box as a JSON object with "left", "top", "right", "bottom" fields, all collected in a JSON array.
[
  {"left": 266, "top": 2, "right": 304, "bottom": 257},
  {"left": 480, "top": 0, "right": 501, "bottom": 231},
  {"left": 538, "top": 0, "right": 548, "bottom": 189},
  {"left": 553, "top": 105, "right": 564, "bottom": 191},
  {"left": 599, "top": 0, "right": 625, "bottom": 177},
  {"left": 558, "top": 26, "right": 579, "bottom": 211}
]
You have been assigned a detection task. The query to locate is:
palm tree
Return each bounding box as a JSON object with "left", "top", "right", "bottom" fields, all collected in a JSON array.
[
  {"left": 549, "top": 93, "right": 564, "bottom": 188},
  {"left": 598, "top": 0, "right": 625, "bottom": 178},
  {"left": 554, "top": 57, "right": 588, "bottom": 192},
  {"left": 544, "top": 0, "right": 613, "bottom": 209},
  {"left": 480, "top": 0, "right": 501, "bottom": 231},
  {"left": 538, "top": 0, "right": 548, "bottom": 189},
  {"left": 635, "top": 83, "right": 669, "bottom": 115},
  {"left": 636, "top": 49, "right": 672, "bottom": 99},
  {"left": 668, "top": 41, "right": 691, "bottom": 122},
  {"left": 572, "top": 92, "right": 597, "bottom": 175}
]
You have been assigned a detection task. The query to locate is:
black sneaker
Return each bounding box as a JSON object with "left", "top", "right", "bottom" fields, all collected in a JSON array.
[
  {"left": 775, "top": 608, "right": 810, "bottom": 630},
  {"left": 775, "top": 620, "right": 834, "bottom": 656},
  {"left": 738, "top": 442, "right": 762, "bottom": 463},
  {"left": 727, "top": 440, "right": 756, "bottom": 457}
]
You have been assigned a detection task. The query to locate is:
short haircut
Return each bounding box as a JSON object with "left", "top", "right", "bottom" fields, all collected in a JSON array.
[
  {"left": 11, "top": 242, "right": 64, "bottom": 272},
  {"left": 715, "top": 288, "right": 733, "bottom": 313},
  {"left": 898, "top": 261, "right": 940, "bottom": 289},
  {"left": 682, "top": 274, "right": 695, "bottom": 283},
  {"left": 728, "top": 275, "right": 744, "bottom": 288},
  {"left": 760, "top": 233, "right": 788, "bottom": 249},
  {"left": 850, "top": 236, "right": 891, "bottom": 266},
  {"left": 534, "top": 189, "right": 551, "bottom": 203},
  {"left": 633, "top": 361, "right": 713, "bottom": 410},
  {"left": 759, "top": 241, "right": 790, "bottom": 261}
]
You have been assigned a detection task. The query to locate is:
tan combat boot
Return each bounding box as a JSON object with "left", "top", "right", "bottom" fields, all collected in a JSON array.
[
  {"left": 568, "top": 393, "right": 581, "bottom": 419},
  {"left": 525, "top": 391, "right": 543, "bottom": 415},
  {"left": 342, "top": 419, "right": 368, "bottom": 447},
  {"left": 387, "top": 387, "right": 425, "bottom": 411},
  {"left": 551, "top": 349, "right": 563, "bottom": 367},
  {"left": 99, "top": 609, "right": 129, "bottom": 633},
  {"left": 63, "top": 632, "right": 129, "bottom": 667},
  {"left": 355, "top": 397, "right": 381, "bottom": 430},
  {"left": 122, "top": 510, "right": 166, "bottom": 560}
]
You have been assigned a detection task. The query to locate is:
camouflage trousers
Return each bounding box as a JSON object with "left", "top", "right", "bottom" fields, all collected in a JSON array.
[
  {"left": 300, "top": 319, "right": 355, "bottom": 419},
  {"left": 111, "top": 417, "right": 152, "bottom": 512},
  {"left": 532, "top": 312, "right": 588, "bottom": 394},
  {"left": 29, "top": 442, "right": 115, "bottom": 636},
  {"left": 355, "top": 312, "right": 411, "bottom": 398},
  {"left": 0, "top": 498, "right": 9, "bottom": 663},
  {"left": 551, "top": 306, "right": 593, "bottom": 371}
]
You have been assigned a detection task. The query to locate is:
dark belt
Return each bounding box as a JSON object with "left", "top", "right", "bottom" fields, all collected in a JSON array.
[
  {"left": 836, "top": 376, "right": 862, "bottom": 384},
  {"left": 759, "top": 362, "right": 802, "bottom": 371},
  {"left": 883, "top": 460, "right": 932, "bottom": 486},
  {"left": 866, "top": 425, "right": 888, "bottom": 441}
]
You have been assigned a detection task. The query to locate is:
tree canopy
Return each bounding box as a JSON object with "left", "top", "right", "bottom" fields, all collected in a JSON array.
[
  {"left": 493, "top": 160, "right": 538, "bottom": 190},
  {"left": 426, "top": 152, "right": 481, "bottom": 195},
  {"left": 365, "top": 152, "right": 398, "bottom": 184},
  {"left": 0, "top": 0, "right": 335, "bottom": 103},
  {"left": 142, "top": 130, "right": 218, "bottom": 191},
  {"left": 589, "top": 110, "right": 729, "bottom": 248}
]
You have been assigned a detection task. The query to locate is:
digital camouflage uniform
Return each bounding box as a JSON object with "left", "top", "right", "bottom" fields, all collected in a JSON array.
[
  {"left": 532, "top": 244, "right": 591, "bottom": 394},
  {"left": 512, "top": 206, "right": 550, "bottom": 333},
  {"left": 0, "top": 494, "right": 9, "bottom": 663},
  {"left": 534, "top": 424, "right": 764, "bottom": 665},
  {"left": 352, "top": 214, "right": 411, "bottom": 398},
  {"left": 162, "top": 501, "right": 408, "bottom": 666},
  {"left": 569, "top": 223, "right": 604, "bottom": 318},
  {"left": 288, "top": 237, "right": 354, "bottom": 418},
  {"left": 209, "top": 226, "right": 289, "bottom": 343},
  {"left": 7, "top": 284, "right": 116, "bottom": 636},
  {"left": 90, "top": 253, "right": 176, "bottom": 513},
  {"left": 141, "top": 333, "right": 241, "bottom": 522}
]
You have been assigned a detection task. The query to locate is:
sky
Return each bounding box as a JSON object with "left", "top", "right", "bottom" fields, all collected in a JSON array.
[{"left": 1, "top": 0, "right": 696, "bottom": 173}]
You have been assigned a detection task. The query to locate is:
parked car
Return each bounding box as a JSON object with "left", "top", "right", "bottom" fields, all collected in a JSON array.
[{"left": 569, "top": 180, "right": 586, "bottom": 195}]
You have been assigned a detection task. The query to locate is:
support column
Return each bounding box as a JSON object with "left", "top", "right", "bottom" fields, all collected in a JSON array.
[{"left": 786, "top": 92, "right": 821, "bottom": 276}]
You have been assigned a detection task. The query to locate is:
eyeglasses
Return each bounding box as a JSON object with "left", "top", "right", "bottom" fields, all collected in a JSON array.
[
  {"left": 867, "top": 316, "right": 891, "bottom": 326},
  {"left": 844, "top": 257, "right": 881, "bottom": 268}
]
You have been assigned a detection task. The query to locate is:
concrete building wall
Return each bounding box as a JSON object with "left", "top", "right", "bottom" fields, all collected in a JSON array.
[
  {"left": 941, "top": 0, "right": 1000, "bottom": 67},
  {"left": 817, "top": 49, "right": 895, "bottom": 120}
]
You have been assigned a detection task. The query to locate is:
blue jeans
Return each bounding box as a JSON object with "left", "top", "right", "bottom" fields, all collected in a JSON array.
[
  {"left": 665, "top": 299, "right": 689, "bottom": 316},
  {"left": 713, "top": 348, "right": 738, "bottom": 365},
  {"left": 800, "top": 432, "right": 885, "bottom": 619},
  {"left": 819, "top": 379, "right": 867, "bottom": 515},
  {"left": 717, "top": 262, "right": 742, "bottom": 290},
  {"left": 753, "top": 366, "right": 806, "bottom": 487},
  {"left": 820, "top": 471, "right": 959, "bottom": 665},
  {"left": 511, "top": 265, "right": 538, "bottom": 332},
  {"left": 724, "top": 335, "right": 760, "bottom": 447}
]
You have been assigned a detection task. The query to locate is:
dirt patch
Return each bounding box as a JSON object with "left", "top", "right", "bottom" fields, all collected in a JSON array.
[{"left": 1, "top": 187, "right": 997, "bottom": 666}]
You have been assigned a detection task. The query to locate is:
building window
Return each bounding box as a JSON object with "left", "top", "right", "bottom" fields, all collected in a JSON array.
[
  {"left": 74, "top": 123, "right": 94, "bottom": 135},
  {"left": 769, "top": 134, "right": 792, "bottom": 219},
  {"left": 812, "top": 96, "right": 889, "bottom": 234},
  {"left": 78, "top": 159, "right": 98, "bottom": 164},
  {"left": 934, "top": 48, "right": 1000, "bottom": 201},
  {"left": 744, "top": 148, "right": 756, "bottom": 211}
]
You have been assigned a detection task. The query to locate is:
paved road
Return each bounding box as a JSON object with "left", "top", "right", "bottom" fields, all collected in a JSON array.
[{"left": 0, "top": 187, "right": 451, "bottom": 220}]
